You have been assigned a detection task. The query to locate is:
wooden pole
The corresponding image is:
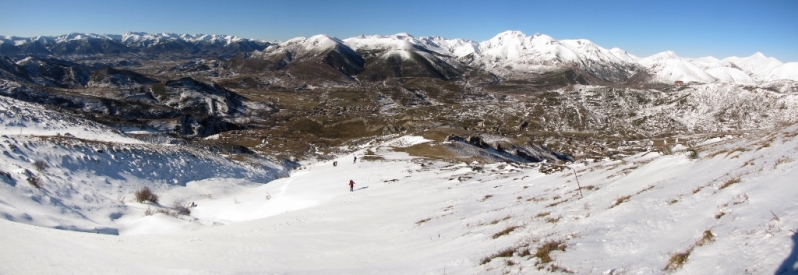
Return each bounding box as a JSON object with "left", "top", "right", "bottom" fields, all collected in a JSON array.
[{"left": 569, "top": 166, "right": 583, "bottom": 198}]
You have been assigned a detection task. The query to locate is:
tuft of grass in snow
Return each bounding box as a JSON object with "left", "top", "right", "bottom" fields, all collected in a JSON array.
[
  {"left": 492, "top": 225, "right": 521, "bottom": 239},
  {"left": 145, "top": 207, "right": 178, "bottom": 217},
  {"left": 548, "top": 264, "right": 575, "bottom": 273},
  {"left": 696, "top": 229, "right": 715, "bottom": 246},
  {"left": 173, "top": 202, "right": 191, "bottom": 215},
  {"left": 775, "top": 156, "right": 794, "bottom": 168},
  {"left": 534, "top": 240, "right": 567, "bottom": 264},
  {"left": 582, "top": 185, "right": 598, "bottom": 191},
  {"left": 611, "top": 195, "right": 632, "bottom": 208},
  {"left": 686, "top": 148, "right": 699, "bottom": 159},
  {"left": 535, "top": 211, "right": 551, "bottom": 218},
  {"left": 33, "top": 160, "right": 48, "bottom": 172},
  {"left": 489, "top": 215, "right": 511, "bottom": 225},
  {"left": 636, "top": 185, "right": 655, "bottom": 194},
  {"left": 480, "top": 247, "right": 516, "bottom": 265},
  {"left": 135, "top": 187, "right": 159, "bottom": 204},
  {"left": 479, "top": 194, "right": 493, "bottom": 202},
  {"left": 27, "top": 175, "right": 43, "bottom": 189},
  {"left": 719, "top": 177, "right": 741, "bottom": 189},
  {"left": 415, "top": 218, "right": 432, "bottom": 225},
  {"left": 664, "top": 247, "right": 693, "bottom": 271},
  {"left": 546, "top": 217, "right": 561, "bottom": 223}
]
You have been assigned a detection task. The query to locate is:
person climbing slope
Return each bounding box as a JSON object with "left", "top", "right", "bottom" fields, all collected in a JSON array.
[{"left": 349, "top": 179, "right": 355, "bottom": 192}]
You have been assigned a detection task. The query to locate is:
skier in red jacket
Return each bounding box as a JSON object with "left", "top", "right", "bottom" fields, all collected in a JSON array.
[{"left": 349, "top": 180, "right": 355, "bottom": 192}]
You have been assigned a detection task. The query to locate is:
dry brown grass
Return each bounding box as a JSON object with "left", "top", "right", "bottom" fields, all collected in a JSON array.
[
  {"left": 696, "top": 229, "right": 715, "bottom": 246},
  {"left": 491, "top": 225, "right": 521, "bottom": 239},
  {"left": 546, "top": 217, "right": 561, "bottom": 223},
  {"left": 775, "top": 156, "right": 794, "bottom": 168},
  {"left": 480, "top": 247, "right": 516, "bottom": 265},
  {"left": 415, "top": 218, "right": 432, "bottom": 225},
  {"left": 636, "top": 185, "right": 655, "bottom": 194},
  {"left": 534, "top": 240, "right": 567, "bottom": 264},
  {"left": 489, "top": 215, "right": 512, "bottom": 225},
  {"left": 611, "top": 195, "right": 631, "bottom": 208},
  {"left": 535, "top": 211, "right": 551, "bottom": 218},
  {"left": 719, "top": 177, "right": 741, "bottom": 189},
  {"left": 664, "top": 247, "right": 693, "bottom": 271},
  {"left": 393, "top": 143, "right": 460, "bottom": 160}
]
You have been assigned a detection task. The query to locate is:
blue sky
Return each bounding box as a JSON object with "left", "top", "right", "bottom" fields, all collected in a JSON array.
[{"left": 2, "top": 0, "right": 796, "bottom": 61}]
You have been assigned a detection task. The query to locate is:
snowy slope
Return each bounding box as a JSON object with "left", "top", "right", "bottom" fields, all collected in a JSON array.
[
  {"left": 639, "top": 51, "right": 717, "bottom": 83},
  {"left": 344, "top": 33, "right": 451, "bottom": 56},
  {"left": 1, "top": 95, "right": 796, "bottom": 274},
  {"left": 418, "top": 36, "right": 481, "bottom": 59},
  {"left": 764, "top": 62, "right": 798, "bottom": 82},
  {"left": 0, "top": 95, "right": 289, "bottom": 235},
  {"left": 260, "top": 34, "right": 346, "bottom": 60},
  {"left": 723, "top": 52, "right": 784, "bottom": 78},
  {"left": 704, "top": 67, "right": 756, "bottom": 85}
]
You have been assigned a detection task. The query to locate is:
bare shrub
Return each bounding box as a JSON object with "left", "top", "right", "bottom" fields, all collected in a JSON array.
[
  {"left": 492, "top": 225, "right": 521, "bottom": 239},
  {"left": 33, "top": 160, "right": 48, "bottom": 172},
  {"left": 534, "top": 240, "right": 567, "bottom": 264},
  {"left": 134, "top": 187, "right": 159, "bottom": 204},
  {"left": 27, "top": 176, "right": 43, "bottom": 189},
  {"left": 173, "top": 202, "right": 191, "bottom": 215}
]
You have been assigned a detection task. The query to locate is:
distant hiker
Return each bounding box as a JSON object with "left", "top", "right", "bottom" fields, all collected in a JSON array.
[
  {"left": 333, "top": 161, "right": 338, "bottom": 167},
  {"left": 349, "top": 180, "right": 355, "bottom": 192},
  {"left": 353, "top": 156, "right": 357, "bottom": 163}
]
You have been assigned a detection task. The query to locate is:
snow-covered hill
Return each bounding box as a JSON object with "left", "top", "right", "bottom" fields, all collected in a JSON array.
[
  {"left": 0, "top": 96, "right": 289, "bottom": 234},
  {"left": 1, "top": 92, "right": 797, "bottom": 274}
]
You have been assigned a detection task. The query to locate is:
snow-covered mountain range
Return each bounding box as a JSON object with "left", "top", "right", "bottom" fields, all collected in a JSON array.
[{"left": 3, "top": 30, "right": 796, "bottom": 85}]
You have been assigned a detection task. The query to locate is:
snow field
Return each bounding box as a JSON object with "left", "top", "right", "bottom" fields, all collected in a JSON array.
[{"left": 1, "top": 124, "right": 797, "bottom": 273}]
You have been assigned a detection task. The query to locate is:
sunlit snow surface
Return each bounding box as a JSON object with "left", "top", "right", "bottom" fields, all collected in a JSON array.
[{"left": 0, "top": 95, "right": 797, "bottom": 274}]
